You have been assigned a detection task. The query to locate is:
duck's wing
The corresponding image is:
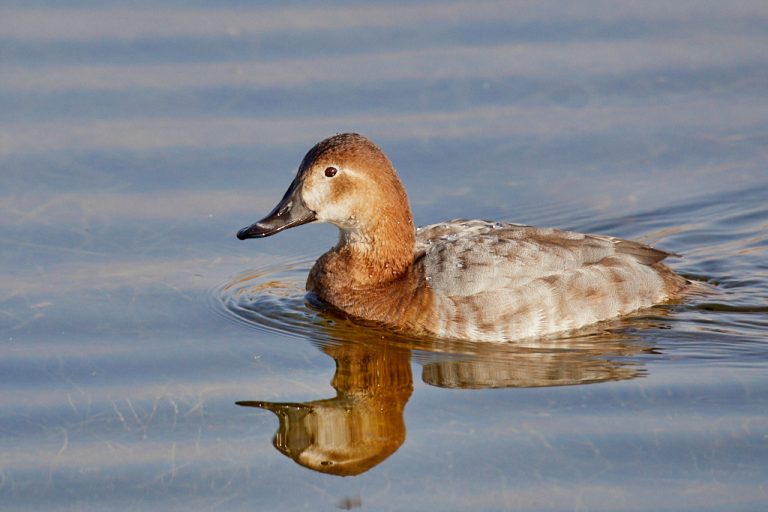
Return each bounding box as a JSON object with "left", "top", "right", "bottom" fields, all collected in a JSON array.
[
  {"left": 416, "top": 219, "right": 676, "bottom": 297},
  {"left": 586, "top": 234, "right": 677, "bottom": 265}
]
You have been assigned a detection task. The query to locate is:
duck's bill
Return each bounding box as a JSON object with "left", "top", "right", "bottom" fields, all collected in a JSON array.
[
  {"left": 237, "top": 178, "right": 316, "bottom": 239},
  {"left": 235, "top": 400, "right": 311, "bottom": 413}
]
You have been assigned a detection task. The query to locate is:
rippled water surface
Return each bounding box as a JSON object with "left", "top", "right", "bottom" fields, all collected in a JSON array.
[{"left": 2, "top": 2, "right": 767, "bottom": 511}]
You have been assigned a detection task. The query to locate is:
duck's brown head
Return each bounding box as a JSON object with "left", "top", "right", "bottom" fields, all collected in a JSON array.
[{"left": 237, "top": 133, "right": 415, "bottom": 255}]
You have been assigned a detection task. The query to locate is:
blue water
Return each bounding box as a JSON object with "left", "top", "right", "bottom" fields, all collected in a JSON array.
[{"left": 1, "top": 2, "right": 767, "bottom": 510}]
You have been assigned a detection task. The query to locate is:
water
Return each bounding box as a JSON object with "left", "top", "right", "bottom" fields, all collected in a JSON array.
[{"left": 2, "top": 1, "right": 767, "bottom": 510}]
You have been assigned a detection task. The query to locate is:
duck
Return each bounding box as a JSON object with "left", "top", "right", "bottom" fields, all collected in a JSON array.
[{"left": 237, "top": 133, "right": 688, "bottom": 342}]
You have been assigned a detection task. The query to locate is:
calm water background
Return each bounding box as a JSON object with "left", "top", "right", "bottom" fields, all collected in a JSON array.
[{"left": 2, "top": 1, "right": 767, "bottom": 510}]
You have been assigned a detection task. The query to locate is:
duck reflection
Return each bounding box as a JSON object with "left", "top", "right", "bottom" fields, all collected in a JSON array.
[{"left": 237, "top": 309, "right": 665, "bottom": 476}]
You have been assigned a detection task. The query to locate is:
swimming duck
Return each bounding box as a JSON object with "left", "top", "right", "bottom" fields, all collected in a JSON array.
[{"left": 237, "top": 133, "right": 687, "bottom": 342}]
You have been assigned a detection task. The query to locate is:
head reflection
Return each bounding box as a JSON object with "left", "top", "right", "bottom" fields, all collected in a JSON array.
[
  {"left": 238, "top": 340, "right": 412, "bottom": 476},
  {"left": 236, "top": 303, "right": 665, "bottom": 476}
]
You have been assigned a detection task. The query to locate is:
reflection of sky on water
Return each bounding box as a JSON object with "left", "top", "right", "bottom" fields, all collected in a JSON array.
[{"left": 1, "top": 1, "right": 767, "bottom": 510}]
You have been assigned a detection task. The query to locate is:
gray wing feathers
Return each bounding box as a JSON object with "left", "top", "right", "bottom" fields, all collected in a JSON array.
[
  {"left": 417, "top": 220, "right": 678, "bottom": 297},
  {"left": 587, "top": 235, "right": 679, "bottom": 265}
]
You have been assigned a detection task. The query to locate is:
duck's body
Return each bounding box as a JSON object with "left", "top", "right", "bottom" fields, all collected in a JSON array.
[{"left": 238, "top": 133, "right": 687, "bottom": 342}]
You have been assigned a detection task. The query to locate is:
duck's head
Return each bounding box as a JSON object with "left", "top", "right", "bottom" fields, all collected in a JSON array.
[{"left": 237, "top": 133, "right": 414, "bottom": 244}]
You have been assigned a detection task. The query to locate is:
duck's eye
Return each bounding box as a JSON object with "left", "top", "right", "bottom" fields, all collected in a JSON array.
[{"left": 324, "top": 166, "right": 338, "bottom": 178}]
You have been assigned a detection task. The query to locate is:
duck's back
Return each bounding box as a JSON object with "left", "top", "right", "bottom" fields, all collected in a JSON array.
[{"left": 416, "top": 220, "right": 687, "bottom": 341}]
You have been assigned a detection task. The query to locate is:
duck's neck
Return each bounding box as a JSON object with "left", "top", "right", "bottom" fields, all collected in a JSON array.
[
  {"left": 306, "top": 206, "right": 432, "bottom": 326},
  {"left": 334, "top": 209, "right": 416, "bottom": 286},
  {"left": 308, "top": 204, "right": 416, "bottom": 296}
]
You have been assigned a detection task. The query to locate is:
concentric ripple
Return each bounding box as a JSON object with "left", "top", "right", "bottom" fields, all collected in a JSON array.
[{"left": 211, "top": 257, "right": 322, "bottom": 340}]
